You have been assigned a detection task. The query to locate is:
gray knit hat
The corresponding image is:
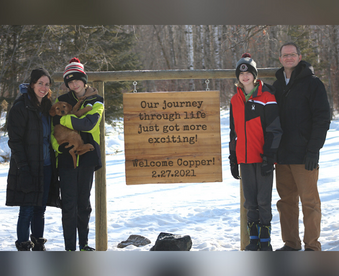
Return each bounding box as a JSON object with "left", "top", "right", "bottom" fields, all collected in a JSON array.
[{"left": 235, "top": 53, "right": 258, "bottom": 80}]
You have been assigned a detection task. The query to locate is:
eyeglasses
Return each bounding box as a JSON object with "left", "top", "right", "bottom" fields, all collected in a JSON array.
[{"left": 281, "top": 53, "right": 299, "bottom": 59}]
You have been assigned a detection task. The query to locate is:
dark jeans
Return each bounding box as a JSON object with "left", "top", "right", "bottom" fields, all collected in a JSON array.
[
  {"left": 240, "top": 163, "right": 273, "bottom": 226},
  {"left": 17, "top": 165, "right": 51, "bottom": 242},
  {"left": 59, "top": 166, "right": 94, "bottom": 251}
]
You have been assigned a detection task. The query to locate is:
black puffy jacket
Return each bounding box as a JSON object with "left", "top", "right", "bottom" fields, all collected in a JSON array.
[
  {"left": 6, "top": 93, "right": 61, "bottom": 207},
  {"left": 273, "top": 60, "right": 331, "bottom": 164}
]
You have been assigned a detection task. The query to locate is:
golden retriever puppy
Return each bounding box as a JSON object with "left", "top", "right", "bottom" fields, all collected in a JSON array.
[{"left": 50, "top": 90, "right": 98, "bottom": 168}]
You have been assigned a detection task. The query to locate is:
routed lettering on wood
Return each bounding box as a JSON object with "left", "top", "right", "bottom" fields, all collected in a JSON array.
[{"left": 123, "top": 91, "right": 222, "bottom": 185}]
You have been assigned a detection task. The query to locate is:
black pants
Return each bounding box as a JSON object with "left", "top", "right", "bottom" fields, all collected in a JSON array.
[
  {"left": 59, "top": 166, "right": 94, "bottom": 251},
  {"left": 240, "top": 163, "right": 273, "bottom": 226},
  {"left": 17, "top": 165, "right": 51, "bottom": 242}
]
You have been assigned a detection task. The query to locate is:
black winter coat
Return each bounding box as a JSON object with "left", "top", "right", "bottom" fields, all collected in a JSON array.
[
  {"left": 273, "top": 60, "right": 331, "bottom": 164},
  {"left": 6, "top": 93, "right": 61, "bottom": 207}
]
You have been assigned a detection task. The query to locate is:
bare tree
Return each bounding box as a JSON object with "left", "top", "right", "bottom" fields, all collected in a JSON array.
[{"left": 185, "top": 25, "right": 195, "bottom": 91}]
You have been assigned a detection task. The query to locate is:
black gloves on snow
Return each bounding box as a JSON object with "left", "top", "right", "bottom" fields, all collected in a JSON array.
[
  {"left": 261, "top": 155, "right": 275, "bottom": 176},
  {"left": 229, "top": 153, "right": 241, "bottom": 180},
  {"left": 304, "top": 151, "right": 319, "bottom": 171}
]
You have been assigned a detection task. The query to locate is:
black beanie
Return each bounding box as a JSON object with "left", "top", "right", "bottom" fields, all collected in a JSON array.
[
  {"left": 30, "top": 68, "right": 51, "bottom": 85},
  {"left": 63, "top": 57, "right": 88, "bottom": 88},
  {"left": 235, "top": 53, "right": 258, "bottom": 80}
]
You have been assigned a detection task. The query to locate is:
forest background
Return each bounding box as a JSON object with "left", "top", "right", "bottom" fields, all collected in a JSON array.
[{"left": 0, "top": 25, "right": 338, "bottom": 130}]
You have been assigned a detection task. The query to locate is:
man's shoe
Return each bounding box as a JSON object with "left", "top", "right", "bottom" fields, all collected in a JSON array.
[
  {"left": 80, "top": 245, "right": 95, "bottom": 251},
  {"left": 305, "top": 248, "right": 314, "bottom": 251},
  {"left": 275, "top": 245, "right": 301, "bottom": 251}
]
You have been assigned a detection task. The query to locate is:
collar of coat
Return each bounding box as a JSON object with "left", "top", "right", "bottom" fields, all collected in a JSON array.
[{"left": 275, "top": 60, "right": 314, "bottom": 86}]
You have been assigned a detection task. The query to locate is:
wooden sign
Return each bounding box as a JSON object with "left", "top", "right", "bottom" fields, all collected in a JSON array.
[{"left": 123, "top": 91, "right": 222, "bottom": 185}]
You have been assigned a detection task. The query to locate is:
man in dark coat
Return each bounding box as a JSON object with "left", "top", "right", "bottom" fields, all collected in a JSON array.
[{"left": 273, "top": 42, "right": 331, "bottom": 251}]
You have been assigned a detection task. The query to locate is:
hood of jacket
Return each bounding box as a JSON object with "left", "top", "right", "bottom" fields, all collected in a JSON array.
[
  {"left": 19, "top": 83, "right": 29, "bottom": 94},
  {"left": 275, "top": 60, "right": 314, "bottom": 85},
  {"left": 14, "top": 83, "right": 37, "bottom": 110}
]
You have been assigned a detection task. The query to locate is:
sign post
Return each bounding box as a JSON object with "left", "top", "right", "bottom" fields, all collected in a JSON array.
[{"left": 123, "top": 91, "right": 222, "bottom": 185}]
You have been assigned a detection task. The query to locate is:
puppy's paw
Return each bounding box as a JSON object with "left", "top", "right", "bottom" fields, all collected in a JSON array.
[{"left": 78, "top": 96, "right": 87, "bottom": 101}]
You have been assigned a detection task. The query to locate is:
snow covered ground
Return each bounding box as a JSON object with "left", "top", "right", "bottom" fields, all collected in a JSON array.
[{"left": 0, "top": 109, "right": 339, "bottom": 253}]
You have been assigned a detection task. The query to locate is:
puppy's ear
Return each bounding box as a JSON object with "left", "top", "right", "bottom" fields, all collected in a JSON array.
[
  {"left": 49, "top": 106, "right": 56, "bottom": 116},
  {"left": 66, "top": 102, "right": 73, "bottom": 113}
]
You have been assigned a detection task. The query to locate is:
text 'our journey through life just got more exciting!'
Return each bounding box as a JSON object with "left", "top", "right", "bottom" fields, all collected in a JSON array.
[{"left": 123, "top": 91, "right": 222, "bottom": 185}]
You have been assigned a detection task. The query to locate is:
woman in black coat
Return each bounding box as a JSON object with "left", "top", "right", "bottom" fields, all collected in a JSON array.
[{"left": 6, "top": 68, "right": 61, "bottom": 251}]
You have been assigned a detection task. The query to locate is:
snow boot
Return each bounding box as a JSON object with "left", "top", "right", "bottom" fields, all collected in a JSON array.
[
  {"left": 15, "top": 240, "right": 34, "bottom": 251},
  {"left": 258, "top": 224, "right": 272, "bottom": 251},
  {"left": 31, "top": 235, "right": 47, "bottom": 251},
  {"left": 245, "top": 222, "right": 259, "bottom": 251},
  {"left": 80, "top": 245, "right": 95, "bottom": 251}
]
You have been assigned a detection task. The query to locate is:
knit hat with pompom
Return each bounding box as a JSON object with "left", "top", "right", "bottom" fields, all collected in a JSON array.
[
  {"left": 235, "top": 53, "right": 258, "bottom": 80},
  {"left": 63, "top": 57, "right": 88, "bottom": 88}
]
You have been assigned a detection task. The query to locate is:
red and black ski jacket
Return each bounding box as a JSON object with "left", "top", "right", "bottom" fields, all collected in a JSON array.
[{"left": 229, "top": 80, "right": 282, "bottom": 164}]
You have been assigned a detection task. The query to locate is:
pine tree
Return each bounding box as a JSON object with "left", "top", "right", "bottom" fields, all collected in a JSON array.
[
  {"left": 0, "top": 25, "right": 141, "bottom": 125},
  {"left": 287, "top": 25, "right": 318, "bottom": 66}
]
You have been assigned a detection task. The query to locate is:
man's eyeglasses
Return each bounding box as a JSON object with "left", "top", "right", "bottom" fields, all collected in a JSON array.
[{"left": 281, "top": 53, "right": 299, "bottom": 59}]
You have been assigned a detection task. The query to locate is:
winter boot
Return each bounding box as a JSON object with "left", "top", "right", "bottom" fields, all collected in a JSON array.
[
  {"left": 80, "top": 244, "right": 95, "bottom": 251},
  {"left": 245, "top": 222, "right": 259, "bottom": 251},
  {"left": 30, "top": 235, "right": 47, "bottom": 251},
  {"left": 15, "top": 240, "right": 34, "bottom": 251},
  {"left": 258, "top": 224, "right": 272, "bottom": 251}
]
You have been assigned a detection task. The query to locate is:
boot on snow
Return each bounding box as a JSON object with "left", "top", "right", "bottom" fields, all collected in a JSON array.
[
  {"left": 15, "top": 240, "right": 34, "bottom": 251},
  {"left": 245, "top": 221, "right": 259, "bottom": 251},
  {"left": 30, "top": 235, "right": 47, "bottom": 251},
  {"left": 258, "top": 224, "right": 272, "bottom": 251}
]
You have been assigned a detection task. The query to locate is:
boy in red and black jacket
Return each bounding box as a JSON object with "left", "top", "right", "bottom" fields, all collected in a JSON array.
[{"left": 229, "top": 53, "right": 282, "bottom": 251}]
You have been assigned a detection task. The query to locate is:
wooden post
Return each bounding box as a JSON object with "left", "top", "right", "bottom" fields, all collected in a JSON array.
[
  {"left": 94, "top": 81, "right": 107, "bottom": 251},
  {"left": 240, "top": 168, "right": 249, "bottom": 250}
]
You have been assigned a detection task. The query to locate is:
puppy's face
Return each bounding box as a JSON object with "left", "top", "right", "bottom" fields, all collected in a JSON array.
[{"left": 49, "top": 101, "right": 73, "bottom": 117}]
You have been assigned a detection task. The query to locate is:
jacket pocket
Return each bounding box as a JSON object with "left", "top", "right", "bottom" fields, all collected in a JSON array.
[{"left": 18, "top": 170, "right": 35, "bottom": 193}]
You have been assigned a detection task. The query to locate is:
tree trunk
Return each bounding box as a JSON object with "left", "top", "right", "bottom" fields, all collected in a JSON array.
[
  {"left": 200, "top": 25, "right": 206, "bottom": 69},
  {"left": 213, "top": 25, "right": 221, "bottom": 91},
  {"left": 185, "top": 25, "right": 195, "bottom": 91}
]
